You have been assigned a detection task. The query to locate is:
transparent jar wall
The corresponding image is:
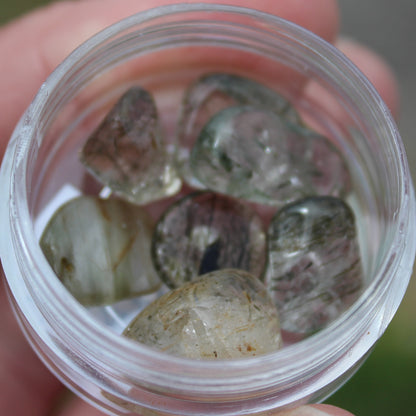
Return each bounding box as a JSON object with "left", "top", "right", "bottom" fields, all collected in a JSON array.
[{"left": 1, "top": 5, "right": 415, "bottom": 416}]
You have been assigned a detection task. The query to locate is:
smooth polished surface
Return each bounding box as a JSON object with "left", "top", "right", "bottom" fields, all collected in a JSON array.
[
  {"left": 152, "top": 191, "right": 266, "bottom": 288},
  {"left": 80, "top": 86, "right": 181, "bottom": 205},
  {"left": 265, "top": 196, "right": 363, "bottom": 335},
  {"left": 40, "top": 196, "right": 161, "bottom": 305},
  {"left": 123, "top": 268, "right": 282, "bottom": 359}
]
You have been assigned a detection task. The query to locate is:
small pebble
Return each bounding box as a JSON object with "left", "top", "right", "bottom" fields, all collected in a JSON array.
[
  {"left": 265, "top": 196, "right": 363, "bottom": 335},
  {"left": 151, "top": 191, "right": 266, "bottom": 288},
  {"left": 40, "top": 196, "right": 161, "bottom": 306},
  {"left": 123, "top": 269, "right": 282, "bottom": 359},
  {"left": 80, "top": 86, "right": 181, "bottom": 205},
  {"left": 176, "top": 72, "right": 299, "bottom": 187}
]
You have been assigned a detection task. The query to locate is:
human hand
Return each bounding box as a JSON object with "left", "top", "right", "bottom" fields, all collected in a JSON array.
[{"left": 0, "top": 1, "right": 399, "bottom": 415}]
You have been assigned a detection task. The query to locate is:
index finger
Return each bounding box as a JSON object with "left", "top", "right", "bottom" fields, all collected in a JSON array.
[{"left": 0, "top": 0, "right": 339, "bottom": 155}]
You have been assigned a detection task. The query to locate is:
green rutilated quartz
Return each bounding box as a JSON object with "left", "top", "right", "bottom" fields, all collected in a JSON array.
[
  {"left": 123, "top": 269, "right": 282, "bottom": 359},
  {"left": 176, "top": 72, "right": 299, "bottom": 187},
  {"left": 190, "top": 105, "right": 309, "bottom": 206},
  {"left": 190, "top": 106, "right": 349, "bottom": 206},
  {"left": 40, "top": 196, "right": 161, "bottom": 306}
]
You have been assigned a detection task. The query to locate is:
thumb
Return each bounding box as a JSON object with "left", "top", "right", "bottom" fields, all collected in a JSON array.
[{"left": 275, "top": 405, "right": 354, "bottom": 416}]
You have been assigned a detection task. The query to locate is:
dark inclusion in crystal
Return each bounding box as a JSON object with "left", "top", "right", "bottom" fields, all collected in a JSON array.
[
  {"left": 265, "top": 196, "right": 363, "bottom": 335},
  {"left": 176, "top": 72, "right": 299, "bottom": 187},
  {"left": 80, "top": 86, "right": 181, "bottom": 205},
  {"left": 190, "top": 105, "right": 350, "bottom": 206},
  {"left": 151, "top": 191, "right": 266, "bottom": 288}
]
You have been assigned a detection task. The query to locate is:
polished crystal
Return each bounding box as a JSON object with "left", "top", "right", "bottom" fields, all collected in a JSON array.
[
  {"left": 190, "top": 106, "right": 350, "bottom": 206},
  {"left": 190, "top": 106, "right": 313, "bottom": 206},
  {"left": 80, "top": 86, "right": 181, "bottom": 205},
  {"left": 151, "top": 191, "right": 266, "bottom": 288},
  {"left": 123, "top": 269, "right": 282, "bottom": 359},
  {"left": 176, "top": 73, "right": 299, "bottom": 187},
  {"left": 265, "top": 196, "right": 363, "bottom": 335},
  {"left": 40, "top": 196, "right": 161, "bottom": 306}
]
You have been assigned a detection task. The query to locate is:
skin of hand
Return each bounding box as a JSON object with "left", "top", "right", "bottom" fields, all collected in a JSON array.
[{"left": 0, "top": 1, "right": 399, "bottom": 415}]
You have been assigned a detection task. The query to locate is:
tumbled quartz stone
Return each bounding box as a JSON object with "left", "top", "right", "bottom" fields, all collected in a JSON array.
[
  {"left": 40, "top": 196, "right": 161, "bottom": 306},
  {"left": 190, "top": 106, "right": 349, "bottom": 206},
  {"left": 123, "top": 269, "right": 282, "bottom": 359},
  {"left": 265, "top": 196, "right": 363, "bottom": 335},
  {"left": 152, "top": 191, "right": 266, "bottom": 288},
  {"left": 176, "top": 72, "right": 299, "bottom": 187},
  {"left": 80, "top": 86, "right": 181, "bottom": 205}
]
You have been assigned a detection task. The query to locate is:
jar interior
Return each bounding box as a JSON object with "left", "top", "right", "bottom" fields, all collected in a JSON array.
[{"left": 27, "top": 21, "right": 393, "bottom": 345}]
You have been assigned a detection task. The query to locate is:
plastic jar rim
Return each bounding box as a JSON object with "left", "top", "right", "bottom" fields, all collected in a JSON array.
[{"left": 3, "top": 3, "right": 415, "bottom": 396}]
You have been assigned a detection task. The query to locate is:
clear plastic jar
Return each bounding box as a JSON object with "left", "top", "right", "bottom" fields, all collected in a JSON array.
[{"left": 0, "top": 4, "right": 415, "bottom": 415}]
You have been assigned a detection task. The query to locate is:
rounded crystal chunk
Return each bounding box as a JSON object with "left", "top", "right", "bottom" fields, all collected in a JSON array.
[
  {"left": 80, "top": 86, "right": 181, "bottom": 205},
  {"left": 123, "top": 269, "right": 282, "bottom": 359},
  {"left": 151, "top": 191, "right": 266, "bottom": 288},
  {"left": 176, "top": 72, "right": 299, "bottom": 187},
  {"left": 265, "top": 196, "right": 363, "bottom": 335},
  {"left": 40, "top": 196, "right": 161, "bottom": 305}
]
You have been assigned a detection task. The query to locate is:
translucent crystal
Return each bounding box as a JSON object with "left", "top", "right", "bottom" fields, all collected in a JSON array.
[
  {"left": 152, "top": 191, "right": 266, "bottom": 288},
  {"left": 123, "top": 269, "right": 282, "bottom": 359},
  {"left": 265, "top": 196, "right": 363, "bottom": 335},
  {"left": 190, "top": 106, "right": 307, "bottom": 206},
  {"left": 40, "top": 196, "right": 161, "bottom": 306},
  {"left": 80, "top": 86, "right": 181, "bottom": 205},
  {"left": 190, "top": 106, "right": 349, "bottom": 206},
  {"left": 176, "top": 73, "right": 299, "bottom": 186}
]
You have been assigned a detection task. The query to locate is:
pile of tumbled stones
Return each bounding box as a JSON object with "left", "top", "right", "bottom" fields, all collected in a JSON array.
[{"left": 40, "top": 73, "right": 363, "bottom": 359}]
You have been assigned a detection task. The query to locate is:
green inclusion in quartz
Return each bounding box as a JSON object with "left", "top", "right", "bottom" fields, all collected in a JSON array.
[
  {"left": 176, "top": 72, "right": 300, "bottom": 187},
  {"left": 190, "top": 105, "right": 350, "bottom": 207}
]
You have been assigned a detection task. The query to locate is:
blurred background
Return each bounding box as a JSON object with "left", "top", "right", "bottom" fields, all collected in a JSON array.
[
  {"left": 329, "top": 1, "right": 416, "bottom": 413},
  {"left": 1, "top": 1, "right": 415, "bottom": 415}
]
